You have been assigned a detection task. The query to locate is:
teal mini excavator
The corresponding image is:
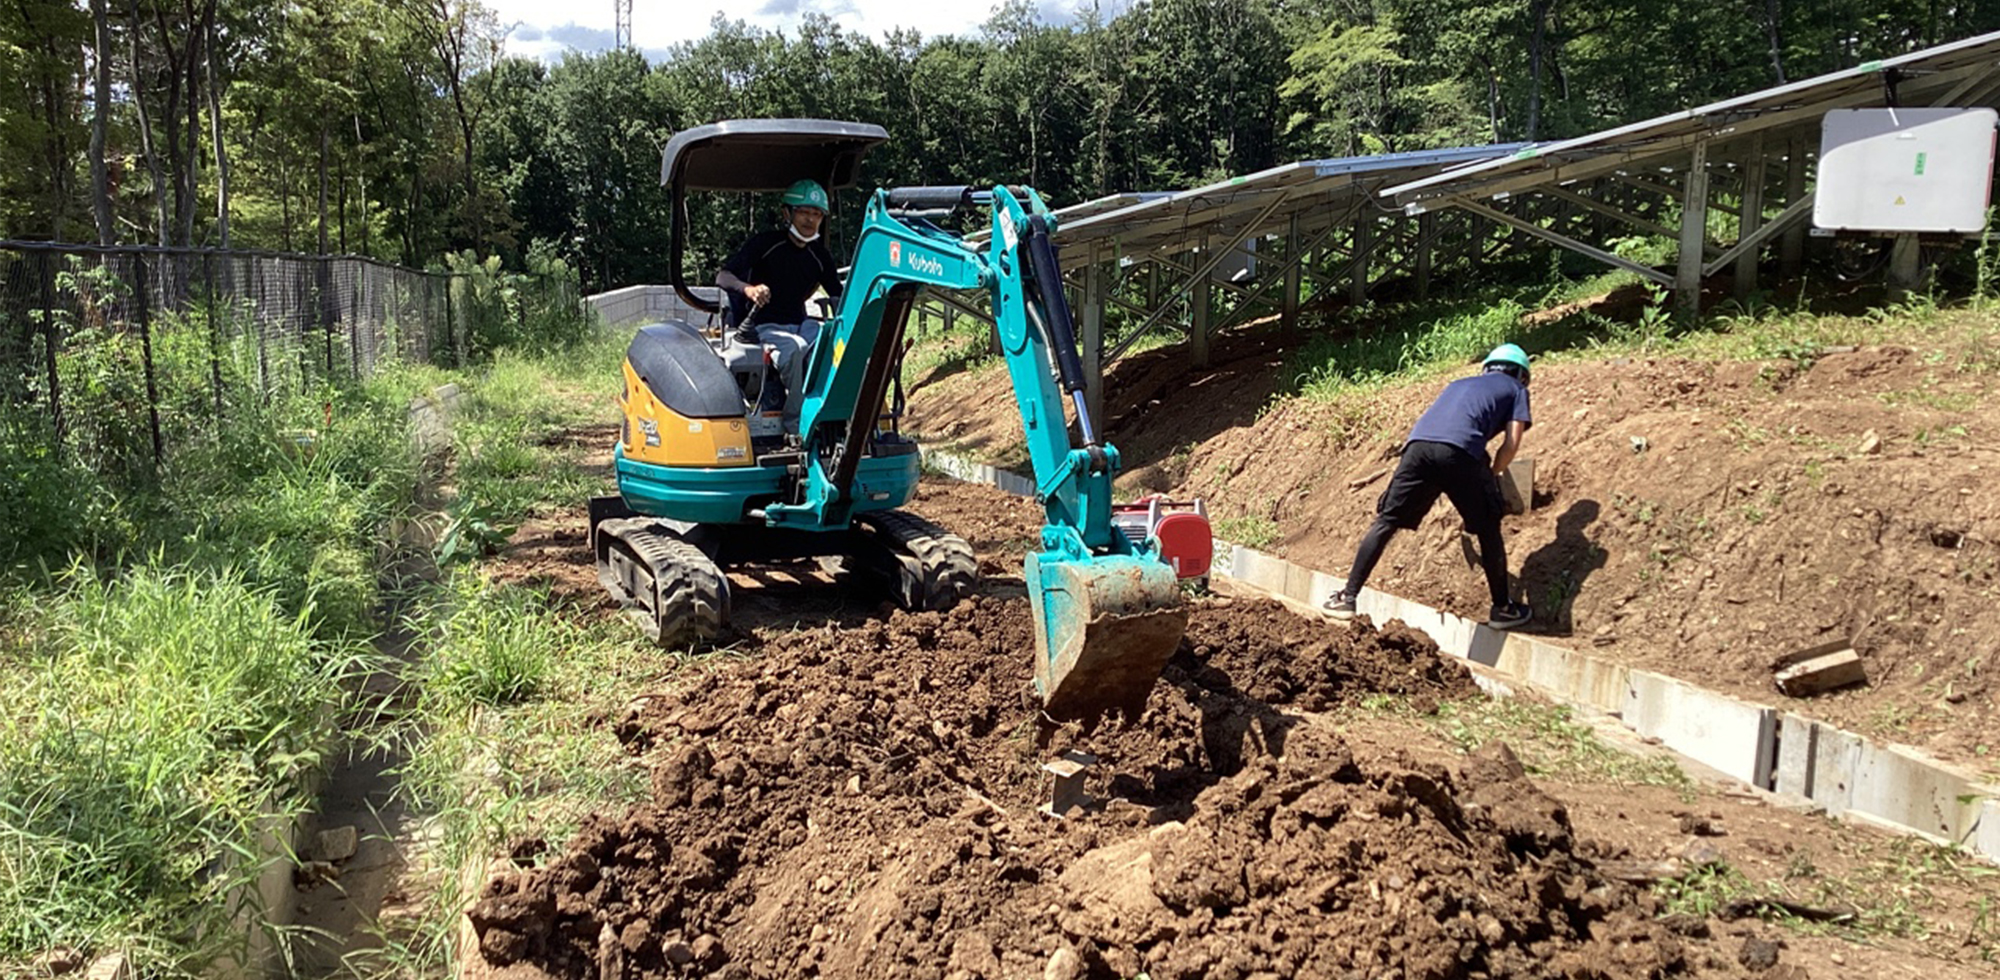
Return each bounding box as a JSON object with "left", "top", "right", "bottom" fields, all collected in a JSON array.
[{"left": 590, "top": 119, "right": 1212, "bottom": 719}]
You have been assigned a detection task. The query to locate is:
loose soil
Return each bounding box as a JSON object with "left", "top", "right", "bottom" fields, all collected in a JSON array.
[
  {"left": 908, "top": 313, "right": 2000, "bottom": 769},
  {"left": 465, "top": 474, "right": 1996, "bottom": 980}
]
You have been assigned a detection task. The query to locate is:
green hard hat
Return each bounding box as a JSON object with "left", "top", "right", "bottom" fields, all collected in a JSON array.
[
  {"left": 1483, "top": 342, "right": 1531, "bottom": 380},
  {"left": 782, "top": 179, "right": 829, "bottom": 211}
]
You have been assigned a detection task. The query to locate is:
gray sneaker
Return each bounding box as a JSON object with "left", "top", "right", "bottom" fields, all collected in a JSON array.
[
  {"left": 1324, "top": 591, "right": 1357, "bottom": 620},
  {"left": 1487, "top": 602, "right": 1532, "bottom": 630}
]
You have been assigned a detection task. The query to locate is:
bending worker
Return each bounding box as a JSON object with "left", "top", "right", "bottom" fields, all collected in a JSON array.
[
  {"left": 716, "top": 178, "right": 844, "bottom": 434},
  {"left": 1324, "top": 343, "right": 1536, "bottom": 630}
]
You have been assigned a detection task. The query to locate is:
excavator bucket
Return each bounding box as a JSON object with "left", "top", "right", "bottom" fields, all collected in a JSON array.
[{"left": 1028, "top": 552, "right": 1189, "bottom": 720}]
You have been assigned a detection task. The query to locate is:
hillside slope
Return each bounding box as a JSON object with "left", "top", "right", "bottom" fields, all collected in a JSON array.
[{"left": 906, "top": 308, "right": 2000, "bottom": 770}]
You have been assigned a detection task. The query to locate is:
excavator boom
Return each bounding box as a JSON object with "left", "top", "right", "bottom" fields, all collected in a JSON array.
[{"left": 774, "top": 184, "right": 1199, "bottom": 719}]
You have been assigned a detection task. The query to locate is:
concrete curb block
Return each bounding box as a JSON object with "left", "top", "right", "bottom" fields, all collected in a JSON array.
[
  {"left": 925, "top": 449, "right": 2000, "bottom": 865},
  {"left": 585, "top": 284, "right": 724, "bottom": 329}
]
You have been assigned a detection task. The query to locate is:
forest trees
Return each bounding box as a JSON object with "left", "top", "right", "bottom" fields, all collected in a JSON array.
[{"left": 3, "top": 0, "right": 1997, "bottom": 287}]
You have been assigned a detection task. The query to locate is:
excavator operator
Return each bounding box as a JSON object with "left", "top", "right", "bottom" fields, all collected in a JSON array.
[{"left": 716, "top": 178, "right": 844, "bottom": 435}]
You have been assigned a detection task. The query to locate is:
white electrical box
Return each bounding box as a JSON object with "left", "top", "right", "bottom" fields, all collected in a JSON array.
[
  {"left": 1814, "top": 107, "right": 1997, "bottom": 234},
  {"left": 1205, "top": 238, "right": 1258, "bottom": 284}
]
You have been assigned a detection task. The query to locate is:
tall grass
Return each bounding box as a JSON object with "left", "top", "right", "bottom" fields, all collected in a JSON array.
[
  {"left": 376, "top": 572, "right": 651, "bottom": 978},
  {"left": 0, "top": 564, "right": 372, "bottom": 975},
  {"left": 1292, "top": 296, "right": 1527, "bottom": 400},
  {"left": 420, "top": 573, "right": 562, "bottom": 709}
]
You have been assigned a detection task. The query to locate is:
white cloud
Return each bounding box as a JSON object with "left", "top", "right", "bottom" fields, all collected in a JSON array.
[{"left": 486, "top": 0, "right": 1103, "bottom": 61}]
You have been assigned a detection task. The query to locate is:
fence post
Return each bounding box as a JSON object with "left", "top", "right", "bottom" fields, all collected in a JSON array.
[
  {"left": 319, "top": 256, "right": 335, "bottom": 377},
  {"left": 134, "top": 256, "right": 165, "bottom": 474},
  {"left": 254, "top": 257, "right": 269, "bottom": 400},
  {"left": 350, "top": 261, "right": 361, "bottom": 379},
  {"left": 40, "top": 252, "right": 64, "bottom": 453},
  {"left": 443, "top": 274, "right": 456, "bottom": 366},
  {"left": 205, "top": 252, "right": 223, "bottom": 420},
  {"left": 294, "top": 261, "right": 309, "bottom": 391}
]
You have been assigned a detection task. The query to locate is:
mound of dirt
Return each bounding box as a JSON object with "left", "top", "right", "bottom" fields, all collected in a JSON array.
[{"left": 468, "top": 590, "right": 1717, "bottom": 980}]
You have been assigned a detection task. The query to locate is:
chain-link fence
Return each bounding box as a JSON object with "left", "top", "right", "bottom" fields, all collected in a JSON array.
[{"left": 0, "top": 241, "right": 581, "bottom": 484}]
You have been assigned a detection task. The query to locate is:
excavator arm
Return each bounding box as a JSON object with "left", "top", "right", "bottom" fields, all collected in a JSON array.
[{"left": 770, "top": 184, "right": 1200, "bottom": 719}]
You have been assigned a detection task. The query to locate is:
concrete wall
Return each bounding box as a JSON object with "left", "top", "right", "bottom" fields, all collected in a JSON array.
[
  {"left": 932, "top": 449, "right": 2000, "bottom": 866},
  {"left": 587, "top": 284, "right": 724, "bottom": 329}
]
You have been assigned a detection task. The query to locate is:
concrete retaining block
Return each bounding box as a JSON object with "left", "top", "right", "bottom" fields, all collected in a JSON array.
[
  {"left": 1848, "top": 741, "right": 1987, "bottom": 842},
  {"left": 1227, "top": 546, "right": 1287, "bottom": 597},
  {"left": 1773, "top": 713, "right": 1819, "bottom": 798},
  {"left": 585, "top": 284, "right": 723, "bottom": 329},
  {"left": 1976, "top": 799, "right": 2000, "bottom": 860},
  {"left": 1808, "top": 724, "right": 1864, "bottom": 815},
  {"left": 1308, "top": 570, "right": 1343, "bottom": 609},
  {"left": 1620, "top": 669, "right": 1777, "bottom": 788},
  {"left": 1519, "top": 637, "right": 1628, "bottom": 714}
]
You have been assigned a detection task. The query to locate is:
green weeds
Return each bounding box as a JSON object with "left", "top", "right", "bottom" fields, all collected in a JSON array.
[
  {"left": 1656, "top": 863, "right": 1757, "bottom": 918},
  {"left": 1426, "top": 698, "right": 1693, "bottom": 793},
  {"left": 0, "top": 260, "right": 600, "bottom": 975},
  {"left": 0, "top": 564, "right": 372, "bottom": 975},
  {"left": 420, "top": 574, "right": 563, "bottom": 708},
  {"left": 1213, "top": 513, "right": 1280, "bottom": 550}
]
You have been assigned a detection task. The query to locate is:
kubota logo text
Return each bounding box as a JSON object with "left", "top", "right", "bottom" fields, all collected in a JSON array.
[{"left": 889, "top": 240, "right": 944, "bottom": 276}]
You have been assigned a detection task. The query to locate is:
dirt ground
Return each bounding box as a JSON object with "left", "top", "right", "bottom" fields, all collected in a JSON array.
[
  {"left": 467, "top": 476, "right": 1997, "bottom": 980},
  {"left": 906, "top": 314, "right": 2000, "bottom": 770}
]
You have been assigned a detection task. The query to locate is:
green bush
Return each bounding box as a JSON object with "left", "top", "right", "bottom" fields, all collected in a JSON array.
[
  {"left": 0, "top": 413, "right": 130, "bottom": 570},
  {"left": 444, "top": 247, "right": 591, "bottom": 359}
]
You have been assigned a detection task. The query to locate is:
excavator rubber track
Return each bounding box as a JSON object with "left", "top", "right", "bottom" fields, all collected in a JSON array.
[
  {"left": 856, "top": 510, "right": 978, "bottom": 611},
  {"left": 594, "top": 517, "right": 731, "bottom": 646}
]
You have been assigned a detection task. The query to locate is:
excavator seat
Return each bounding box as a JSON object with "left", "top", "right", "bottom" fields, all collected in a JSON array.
[{"left": 721, "top": 335, "right": 766, "bottom": 399}]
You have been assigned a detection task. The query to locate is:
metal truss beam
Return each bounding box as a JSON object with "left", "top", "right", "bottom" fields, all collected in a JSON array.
[
  {"left": 1702, "top": 192, "right": 1814, "bottom": 278},
  {"left": 1104, "top": 192, "right": 1294, "bottom": 362},
  {"left": 1444, "top": 197, "right": 1674, "bottom": 286}
]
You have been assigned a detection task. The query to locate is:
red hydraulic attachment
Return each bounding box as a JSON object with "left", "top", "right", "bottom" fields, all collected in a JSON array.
[{"left": 1111, "top": 495, "right": 1213, "bottom": 581}]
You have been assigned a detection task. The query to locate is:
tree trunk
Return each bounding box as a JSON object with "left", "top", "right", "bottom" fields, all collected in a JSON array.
[
  {"left": 178, "top": 2, "right": 204, "bottom": 247},
  {"left": 318, "top": 123, "right": 330, "bottom": 255},
  {"left": 337, "top": 153, "right": 348, "bottom": 253},
  {"left": 279, "top": 145, "right": 291, "bottom": 252},
  {"left": 90, "top": 0, "right": 116, "bottom": 244},
  {"left": 38, "top": 44, "right": 72, "bottom": 242},
  {"left": 354, "top": 114, "right": 368, "bottom": 256},
  {"left": 1524, "top": 0, "right": 1554, "bottom": 141},
  {"left": 1478, "top": 55, "right": 1502, "bottom": 142},
  {"left": 205, "top": 1, "right": 229, "bottom": 248},
  {"left": 149, "top": 4, "right": 188, "bottom": 246},
  {"left": 1763, "top": 0, "right": 1786, "bottom": 84},
  {"left": 177, "top": 0, "right": 210, "bottom": 247},
  {"left": 131, "top": 0, "right": 168, "bottom": 245}
]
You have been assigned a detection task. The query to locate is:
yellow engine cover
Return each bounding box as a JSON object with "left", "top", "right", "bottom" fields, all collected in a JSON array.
[{"left": 619, "top": 360, "right": 753, "bottom": 467}]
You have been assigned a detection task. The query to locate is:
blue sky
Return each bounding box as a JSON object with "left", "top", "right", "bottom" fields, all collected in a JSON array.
[{"left": 490, "top": 0, "right": 1096, "bottom": 61}]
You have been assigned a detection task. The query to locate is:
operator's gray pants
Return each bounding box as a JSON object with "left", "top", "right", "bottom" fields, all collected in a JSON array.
[{"left": 758, "top": 319, "right": 820, "bottom": 433}]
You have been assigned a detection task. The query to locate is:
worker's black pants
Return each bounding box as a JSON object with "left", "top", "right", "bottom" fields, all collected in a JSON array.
[{"left": 1343, "top": 440, "right": 1511, "bottom": 609}]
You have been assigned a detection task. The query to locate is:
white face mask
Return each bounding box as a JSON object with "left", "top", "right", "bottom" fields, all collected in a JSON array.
[{"left": 789, "top": 226, "right": 820, "bottom": 244}]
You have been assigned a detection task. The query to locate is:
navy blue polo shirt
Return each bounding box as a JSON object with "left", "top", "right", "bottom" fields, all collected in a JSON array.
[
  {"left": 721, "top": 229, "right": 845, "bottom": 327},
  {"left": 1404, "top": 370, "right": 1532, "bottom": 462}
]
